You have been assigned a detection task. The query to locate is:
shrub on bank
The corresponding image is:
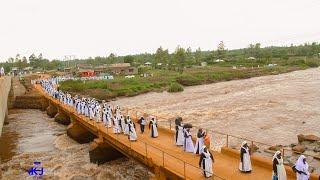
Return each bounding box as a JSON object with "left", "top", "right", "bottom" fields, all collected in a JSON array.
[
  {"left": 168, "top": 82, "right": 184, "bottom": 93},
  {"left": 175, "top": 74, "right": 202, "bottom": 86}
]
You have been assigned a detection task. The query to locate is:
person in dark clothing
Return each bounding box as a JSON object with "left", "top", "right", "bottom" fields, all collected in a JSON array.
[{"left": 137, "top": 116, "right": 146, "bottom": 133}]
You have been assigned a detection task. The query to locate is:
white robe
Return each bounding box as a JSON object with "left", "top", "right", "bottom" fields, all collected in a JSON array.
[
  {"left": 120, "top": 117, "right": 126, "bottom": 132},
  {"left": 89, "top": 107, "right": 95, "bottom": 120},
  {"left": 272, "top": 158, "right": 287, "bottom": 180},
  {"left": 184, "top": 130, "right": 194, "bottom": 153},
  {"left": 149, "top": 120, "right": 158, "bottom": 138},
  {"left": 84, "top": 105, "right": 89, "bottom": 117},
  {"left": 194, "top": 132, "right": 205, "bottom": 154},
  {"left": 128, "top": 123, "right": 137, "bottom": 141},
  {"left": 176, "top": 126, "right": 184, "bottom": 146},
  {"left": 200, "top": 151, "right": 213, "bottom": 178},
  {"left": 239, "top": 146, "right": 252, "bottom": 172},
  {"left": 295, "top": 156, "right": 310, "bottom": 180},
  {"left": 113, "top": 117, "right": 121, "bottom": 134}
]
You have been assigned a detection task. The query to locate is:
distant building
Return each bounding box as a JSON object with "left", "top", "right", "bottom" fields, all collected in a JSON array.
[
  {"left": 108, "top": 63, "right": 137, "bottom": 75},
  {"left": 78, "top": 69, "right": 95, "bottom": 77},
  {"left": 94, "top": 65, "right": 108, "bottom": 76},
  {"left": 201, "top": 62, "right": 207, "bottom": 67},
  {"left": 214, "top": 59, "right": 224, "bottom": 62},
  {"left": 144, "top": 62, "right": 152, "bottom": 66},
  {"left": 11, "top": 67, "right": 19, "bottom": 76},
  {"left": 77, "top": 64, "right": 93, "bottom": 70},
  {"left": 23, "top": 67, "right": 33, "bottom": 74}
]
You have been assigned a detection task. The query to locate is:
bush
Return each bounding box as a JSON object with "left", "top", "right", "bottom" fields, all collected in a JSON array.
[
  {"left": 176, "top": 74, "right": 202, "bottom": 86},
  {"left": 306, "top": 61, "right": 319, "bottom": 67},
  {"left": 168, "top": 83, "right": 184, "bottom": 93}
]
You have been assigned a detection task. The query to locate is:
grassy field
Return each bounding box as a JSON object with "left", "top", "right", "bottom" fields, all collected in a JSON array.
[{"left": 60, "top": 57, "right": 319, "bottom": 100}]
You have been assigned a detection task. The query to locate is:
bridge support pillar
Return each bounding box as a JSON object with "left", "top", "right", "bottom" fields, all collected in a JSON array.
[
  {"left": 41, "top": 98, "right": 49, "bottom": 111},
  {"left": 46, "top": 102, "right": 57, "bottom": 118},
  {"left": 54, "top": 109, "right": 70, "bottom": 125},
  {"left": 67, "top": 118, "right": 96, "bottom": 144},
  {"left": 89, "top": 138, "right": 124, "bottom": 164}
]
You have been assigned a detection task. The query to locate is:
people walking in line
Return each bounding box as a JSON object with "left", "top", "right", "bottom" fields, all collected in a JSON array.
[
  {"left": 239, "top": 141, "right": 252, "bottom": 173},
  {"left": 294, "top": 155, "right": 310, "bottom": 180},
  {"left": 137, "top": 116, "right": 146, "bottom": 134},
  {"left": 194, "top": 128, "right": 206, "bottom": 155},
  {"left": 199, "top": 145, "right": 214, "bottom": 178},
  {"left": 272, "top": 151, "right": 287, "bottom": 180},
  {"left": 149, "top": 117, "right": 158, "bottom": 138}
]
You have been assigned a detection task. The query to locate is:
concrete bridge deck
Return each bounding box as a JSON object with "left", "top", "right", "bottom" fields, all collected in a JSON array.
[{"left": 35, "top": 85, "right": 311, "bottom": 180}]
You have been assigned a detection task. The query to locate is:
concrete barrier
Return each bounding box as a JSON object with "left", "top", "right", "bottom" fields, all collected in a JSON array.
[{"left": 0, "top": 76, "right": 12, "bottom": 136}]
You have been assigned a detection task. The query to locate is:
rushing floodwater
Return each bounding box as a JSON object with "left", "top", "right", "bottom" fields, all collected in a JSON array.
[{"left": 0, "top": 109, "right": 151, "bottom": 179}]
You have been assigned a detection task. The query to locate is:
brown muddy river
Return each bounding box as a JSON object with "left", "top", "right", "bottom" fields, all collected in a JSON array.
[{"left": 0, "top": 109, "right": 151, "bottom": 179}]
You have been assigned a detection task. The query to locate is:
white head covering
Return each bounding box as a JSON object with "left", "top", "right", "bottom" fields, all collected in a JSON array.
[
  {"left": 272, "top": 151, "right": 281, "bottom": 161},
  {"left": 241, "top": 141, "right": 247, "bottom": 147},
  {"left": 295, "top": 155, "right": 308, "bottom": 172}
]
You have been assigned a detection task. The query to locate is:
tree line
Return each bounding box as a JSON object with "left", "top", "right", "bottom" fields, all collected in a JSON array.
[{"left": 1, "top": 42, "right": 319, "bottom": 73}]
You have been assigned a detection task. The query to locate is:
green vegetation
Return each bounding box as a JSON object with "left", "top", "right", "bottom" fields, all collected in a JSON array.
[
  {"left": 168, "top": 82, "right": 184, "bottom": 92},
  {"left": 1, "top": 41, "right": 319, "bottom": 100},
  {"left": 59, "top": 60, "right": 316, "bottom": 100}
]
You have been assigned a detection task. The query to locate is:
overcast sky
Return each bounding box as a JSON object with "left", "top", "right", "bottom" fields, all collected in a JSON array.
[{"left": 0, "top": 0, "right": 319, "bottom": 61}]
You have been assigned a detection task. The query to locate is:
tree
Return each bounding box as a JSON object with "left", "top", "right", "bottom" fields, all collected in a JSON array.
[
  {"left": 154, "top": 46, "right": 169, "bottom": 69},
  {"left": 174, "top": 46, "right": 186, "bottom": 73},
  {"left": 254, "top": 43, "right": 262, "bottom": 59},
  {"left": 217, "top": 41, "right": 226, "bottom": 59},
  {"left": 108, "top": 53, "right": 116, "bottom": 64},
  {"left": 194, "top": 47, "right": 203, "bottom": 65},
  {"left": 124, "top": 55, "right": 134, "bottom": 65}
]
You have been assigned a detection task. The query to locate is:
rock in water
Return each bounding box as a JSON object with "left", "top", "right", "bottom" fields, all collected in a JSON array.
[{"left": 292, "top": 145, "right": 305, "bottom": 153}]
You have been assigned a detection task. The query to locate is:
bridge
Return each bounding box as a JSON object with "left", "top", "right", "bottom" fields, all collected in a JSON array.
[{"left": 34, "top": 84, "right": 319, "bottom": 180}]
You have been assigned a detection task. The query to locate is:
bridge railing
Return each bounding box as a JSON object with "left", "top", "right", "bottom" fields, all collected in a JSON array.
[{"left": 124, "top": 108, "right": 320, "bottom": 167}]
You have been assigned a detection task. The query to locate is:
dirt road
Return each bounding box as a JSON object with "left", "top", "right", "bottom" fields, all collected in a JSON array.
[{"left": 114, "top": 68, "right": 320, "bottom": 146}]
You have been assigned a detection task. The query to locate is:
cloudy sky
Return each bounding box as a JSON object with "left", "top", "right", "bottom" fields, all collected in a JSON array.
[{"left": 0, "top": 0, "right": 319, "bottom": 61}]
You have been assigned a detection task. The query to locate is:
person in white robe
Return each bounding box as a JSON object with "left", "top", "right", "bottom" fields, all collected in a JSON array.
[
  {"left": 89, "top": 104, "right": 95, "bottom": 120},
  {"left": 194, "top": 128, "right": 206, "bottom": 155},
  {"left": 199, "top": 145, "right": 214, "bottom": 178},
  {"left": 272, "top": 151, "right": 287, "bottom": 180},
  {"left": 184, "top": 128, "right": 194, "bottom": 153},
  {"left": 95, "top": 107, "right": 101, "bottom": 123},
  {"left": 120, "top": 115, "right": 126, "bottom": 133},
  {"left": 81, "top": 101, "right": 85, "bottom": 115},
  {"left": 113, "top": 116, "right": 121, "bottom": 134},
  {"left": 239, "top": 141, "right": 252, "bottom": 173},
  {"left": 128, "top": 120, "right": 137, "bottom": 141},
  {"left": 76, "top": 99, "right": 81, "bottom": 114},
  {"left": 294, "top": 155, "right": 310, "bottom": 180},
  {"left": 84, "top": 102, "right": 89, "bottom": 117},
  {"left": 102, "top": 108, "right": 109, "bottom": 126},
  {"left": 149, "top": 117, "right": 158, "bottom": 138},
  {"left": 176, "top": 124, "right": 184, "bottom": 146},
  {"left": 124, "top": 116, "right": 130, "bottom": 135}
]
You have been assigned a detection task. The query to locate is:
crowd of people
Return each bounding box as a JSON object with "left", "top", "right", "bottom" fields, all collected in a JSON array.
[
  {"left": 40, "top": 77, "right": 158, "bottom": 142},
  {"left": 39, "top": 77, "right": 313, "bottom": 179}
]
